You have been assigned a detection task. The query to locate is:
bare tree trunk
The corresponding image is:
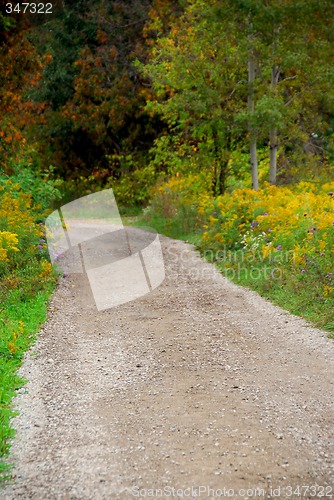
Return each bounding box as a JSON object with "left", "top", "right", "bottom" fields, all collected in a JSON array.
[
  {"left": 269, "top": 65, "right": 280, "bottom": 185},
  {"left": 248, "top": 56, "right": 258, "bottom": 190}
]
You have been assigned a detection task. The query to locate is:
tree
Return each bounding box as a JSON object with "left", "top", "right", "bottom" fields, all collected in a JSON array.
[
  {"left": 140, "top": 0, "right": 248, "bottom": 194},
  {"left": 0, "top": 3, "right": 43, "bottom": 174},
  {"left": 24, "top": 0, "right": 165, "bottom": 188},
  {"left": 230, "top": 0, "right": 334, "bottom": 185}
]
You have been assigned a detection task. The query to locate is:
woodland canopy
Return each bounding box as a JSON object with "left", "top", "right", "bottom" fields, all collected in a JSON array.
[{"left": 0, "top": 0, "right": 333, "bottom": 204}]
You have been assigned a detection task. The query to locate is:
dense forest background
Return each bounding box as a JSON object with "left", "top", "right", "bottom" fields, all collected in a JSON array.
[{"left": 0, "top": 0, "right": 334, "bottom": 208}]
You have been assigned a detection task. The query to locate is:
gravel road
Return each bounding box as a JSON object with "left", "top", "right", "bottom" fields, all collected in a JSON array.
[{"left": 1, "top": 231, "right": 333, "bottom": 499}]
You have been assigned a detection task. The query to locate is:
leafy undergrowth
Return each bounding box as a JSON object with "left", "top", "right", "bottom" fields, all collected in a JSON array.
[
  {"left": 0, "top": 179, "right": 58, "bottom": 482},
  {"left": 137, "top": 173, "right": 209, "bottom": 244},
  {"left": 141, "top": 177, "right": 334, "bottom": 337}
]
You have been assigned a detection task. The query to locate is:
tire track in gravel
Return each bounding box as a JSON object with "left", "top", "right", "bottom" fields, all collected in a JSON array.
[{"left": 1, "top": 233, "right": 333, "bottom": 499}]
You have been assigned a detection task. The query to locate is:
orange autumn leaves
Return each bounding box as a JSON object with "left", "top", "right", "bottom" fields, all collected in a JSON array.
[{"left": 0, "top": 29, "right": 44, "bottom": 169}]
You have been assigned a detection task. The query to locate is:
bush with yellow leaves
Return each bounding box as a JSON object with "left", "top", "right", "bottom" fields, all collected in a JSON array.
[{"left": 0, "top": 179, "right": 57, "bottom": 303}]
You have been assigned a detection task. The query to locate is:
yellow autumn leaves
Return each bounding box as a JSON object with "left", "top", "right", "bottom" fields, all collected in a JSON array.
[
  {"left": 0, "top": 180, "right": 57, "bottom": 289},
  {"left": 0, "top": 180, "right": 43, "bottom": 267},
  {"left": 197, "top": 181, "right": 334, "bottom": 304}
]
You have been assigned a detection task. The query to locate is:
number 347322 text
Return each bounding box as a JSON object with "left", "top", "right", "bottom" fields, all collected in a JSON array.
[{"left": 6, "top": 3, "right": 53, "bottom": 14}]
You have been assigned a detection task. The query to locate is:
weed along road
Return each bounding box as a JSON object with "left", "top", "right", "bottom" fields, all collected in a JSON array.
[{"left": 1, "top": 230, "right": 333, "bottom": 499}]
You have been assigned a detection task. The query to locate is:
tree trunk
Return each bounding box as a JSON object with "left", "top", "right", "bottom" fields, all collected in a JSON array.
[
  {"left": 250, "top": 137, "right": 258, "bottom": 190},
  {"left": 248, "top": 56, "right": 258, "bottom": 190},
  {"left": 269, "top": 65, "right": 280, "bottom": 185},
  {"left": 218, "top": 159, "right": 229, "bottom": 195}
]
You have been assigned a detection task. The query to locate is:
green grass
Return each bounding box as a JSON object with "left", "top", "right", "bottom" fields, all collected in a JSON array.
[
  {"left": 130, "top": 209, "right": 202, "bottom": 246},
  {"left": 0, "top": 279, "right": 57, "bottom": 483}
]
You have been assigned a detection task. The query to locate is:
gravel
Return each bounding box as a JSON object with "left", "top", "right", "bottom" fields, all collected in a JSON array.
[{"left": 0, "top": 233, "right": 333, "bottom": 499}]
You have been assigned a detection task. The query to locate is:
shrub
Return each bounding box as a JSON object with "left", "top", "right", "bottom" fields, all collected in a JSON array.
[
  {"left": 143, "top": 173, "right": 211, "bottom": 237},
  {"left": 0, "top": 156, "right": 62, "bottom": 211},
  {"left": 198, "top": 182, "right": 334, "bottom": 327}
]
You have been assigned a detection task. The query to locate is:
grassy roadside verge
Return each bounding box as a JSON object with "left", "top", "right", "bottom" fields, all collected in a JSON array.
[
  {"left": 134, "top": 178, "right": 334, "bottom": 338},
  {"left": 0, "top": 176, "right": 59, "bottom": 482},
  {"left": 0, "top": 284, "right": 56, "bottom": 481}
]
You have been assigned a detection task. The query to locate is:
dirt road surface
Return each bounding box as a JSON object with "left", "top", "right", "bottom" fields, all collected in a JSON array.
[{"left": 1, "top": 230, "right": 333, "bottom": 499}]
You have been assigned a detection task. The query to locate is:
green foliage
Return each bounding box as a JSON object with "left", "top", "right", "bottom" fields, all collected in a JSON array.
[
  {"left": 3, "top": 0, "right": 334, "bottom": 202},
  {"left": 108, "top": 164, "right": 157, "bottom": 208},
  {"left": 139, "top": 0, "right": 246, "bottom": 194},
  {"left": 0, "top": 12, "right": 15, "bottom": 37},
  {"left": 0, "top": 156, "right": 62, "bottom": 211},
  {"left": 140, "top": 0, "right": 334, "bottom": 189},
  {"left": 31, "top": 9, "right": 98, "bottom": 110}
]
